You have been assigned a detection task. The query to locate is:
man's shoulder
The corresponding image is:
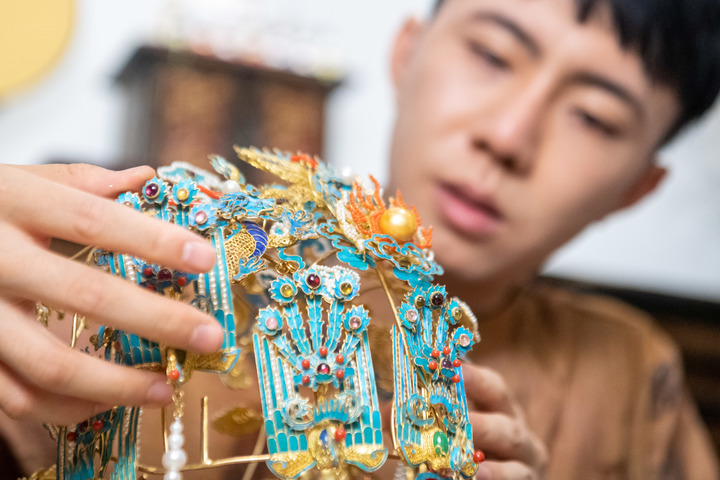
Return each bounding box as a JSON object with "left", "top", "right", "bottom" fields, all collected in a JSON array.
[{"left": 527, "top": 279, "right": 678, "bottom": 356}]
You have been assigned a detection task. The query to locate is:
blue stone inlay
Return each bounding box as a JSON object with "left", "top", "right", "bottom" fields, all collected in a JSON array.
[{"left": 277, "top": 432, "right": 288, "bottom": 452}]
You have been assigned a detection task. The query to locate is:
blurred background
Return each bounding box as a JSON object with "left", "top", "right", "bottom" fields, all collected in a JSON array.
[
  {"left": 1, "top": 0, "right": 719, "bottom": 451},
  {"left": 2, "top": 0, "right": 719, "bottom": 301}
]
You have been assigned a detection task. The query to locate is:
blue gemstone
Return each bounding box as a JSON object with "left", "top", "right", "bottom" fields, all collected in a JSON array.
[{"left": 319, "top": 429, "right": 329, "bottom": 446}]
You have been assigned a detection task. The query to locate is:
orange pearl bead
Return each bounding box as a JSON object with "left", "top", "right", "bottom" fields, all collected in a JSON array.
[{"left": 379, "top": 207, "right": 417, "bottom": 242}]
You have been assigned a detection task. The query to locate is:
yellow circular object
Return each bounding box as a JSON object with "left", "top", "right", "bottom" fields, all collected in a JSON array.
[
  {"left": 176, "top": 188, "right": 189, "bottom": 201},
  {"left": 280, "top": 284, "right": 294, "bottom": 297},
  {"left": 379, "top": 207, "right": 417, "bottom": 243},
  {"left": 340, "top": 282, "right": 353, "bottom": 296},
  {"left": 0, "top": 0, "right": 75, "bottom": 97}
]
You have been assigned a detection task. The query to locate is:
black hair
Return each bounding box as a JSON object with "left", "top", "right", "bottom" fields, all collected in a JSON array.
[{"left": 433, "top": 0, "right": 720, "bottom": 141}]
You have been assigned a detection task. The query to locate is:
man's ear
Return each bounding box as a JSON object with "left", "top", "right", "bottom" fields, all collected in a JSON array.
[
  {"left": 391, "top": 18, "right": 424, "bottom": 94},
  {"left": 616, "top": 160, "right": 667, "bottom": 211}
]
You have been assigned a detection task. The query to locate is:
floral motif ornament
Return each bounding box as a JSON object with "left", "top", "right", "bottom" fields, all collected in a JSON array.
[
  {"left": 393, "top": 285, "right": 480, "bottom": 479},
  {"left": 233, "top": 147, "right": 441, "bottom": 286},
  {"left": 327, "top": 176, "right": 442, "bottom": 288},
  {"left": 253, "top": 265, "right": 387, "bottom": 479}
]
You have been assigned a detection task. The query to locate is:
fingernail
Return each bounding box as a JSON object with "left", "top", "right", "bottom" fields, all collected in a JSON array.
[
  {"left": 116, "top": 165, "right": 153, "bottom": 182},
  {"left": 182, "top": 241, "right": 216, "bottom": 271},
  {"left": 146, "top": 380, "right": 173, "bottom": 406},
  {"left": 190, "top": 323, "right": 224, "bottom": 352},
  {"left": 120, "top": 166, "right": 150, "bottom": 174}
]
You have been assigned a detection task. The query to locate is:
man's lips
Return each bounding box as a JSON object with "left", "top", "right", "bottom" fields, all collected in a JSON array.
[{"left": 435, "top": 183, "right": 504, "bottom": 238}]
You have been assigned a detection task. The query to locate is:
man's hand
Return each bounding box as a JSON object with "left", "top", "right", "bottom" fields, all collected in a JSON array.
[
  {"left": 0, "top": 164, "right": 224, "bottom": 425},
  {"left": 464, "top": 364, "right": 548, "bottom": 480}
]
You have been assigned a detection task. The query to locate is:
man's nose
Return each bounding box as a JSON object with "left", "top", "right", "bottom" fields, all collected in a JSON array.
[{"left": 470, "top": 82, "right": 546, "bottom": 174}]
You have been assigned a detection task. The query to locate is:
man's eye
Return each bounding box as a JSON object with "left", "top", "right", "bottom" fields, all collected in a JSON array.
[
  {"left": 576, "top": 109, "right": 619, "bottom": 137},
  {"left": 468, "top": 41, "right": 509, "bottom": 70}
]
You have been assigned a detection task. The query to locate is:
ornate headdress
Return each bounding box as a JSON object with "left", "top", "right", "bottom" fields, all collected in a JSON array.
[{"left": 32, "top": 148, "right": 484, "bottom": 480}]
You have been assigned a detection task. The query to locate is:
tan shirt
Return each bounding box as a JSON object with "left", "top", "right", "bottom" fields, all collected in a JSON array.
[{"left": 468, "top": 282, "right": 719, "bottom": 480}]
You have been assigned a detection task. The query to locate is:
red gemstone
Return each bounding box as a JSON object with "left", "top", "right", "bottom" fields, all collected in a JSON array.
[
  {"left": 301, "top": 359, "right": 310, "bottom": 370},
  {"left": 452, "top": 359, "right": 462, "bottom": 368},
  {"left": 78, "top": 421, "right": 89, "bottom": 432},
  {"left": 442, "top": 346, "right": 451, "bottom": 355},
  {"left": 335, "top": 354, "right": 344, "bottom": 364},
  {"left": 157, "top": 269, "right": 172, "bottom": 281},
  {"left": 142, "top": 267, "right": 154, "bottom": 277},
  {"left": 66, "top": 431, "right": 77, "bottom": 442},
  {"left": 429, "top": 361, "right": 438, "bottom": 370},
  {"left": 306, "top": 273, "right": 321, "bottom": 288},
  {"left": 302, "top": 375, "right": 310, "bottom": 385},
  {"left": 176, "top": 276, "right": 187, "bottom": 286},
  {"left": 452, "top": 374, "right": 461, "bottom": 383},
  {"left": 336, "top": 369, "right": 345, "bottom": 380},
  {"left": 92, "top": 420, "right": 104, "bottom": 432},
  {"left": 334, "top": 427, "right": 347, "bottom": 442},
  {"left": 317, "top": 363, "right": 331, "bottom": 375},
  {"left": 168, "top": 369, "right": 180, "bottom": 382},
  {"left": 431, "top": 292, "right": 444, "bottom": 306},
  {"left": 431, "top": 349, "right": 440, "bottom": 358},
  {"left": 473, "top": 450, "right": 485, "bottom": 463},
  {"left": 319, "top": 347, "right": 328, "bottom": 357},
  {"left": 145, "top": 183, "right": 159, "bottom": 198}
]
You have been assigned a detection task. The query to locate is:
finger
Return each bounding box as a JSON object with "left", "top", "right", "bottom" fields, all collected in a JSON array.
[
  {"left": 475, "top": 460, "right": 540, "bottom": 480},
  {"left": 462, "top": 364, "right": 515, "bottom": 415},
  {"left": 469, "top": 411, "right": 538, "bottom": 466},
  {"left": 0, "top": 303, "right": 175, "bottom": 413},
  {"left": 0, "top": 360, "right": 113, "bottom": 425},
  {"left": 0, "top": 167, "right": 216, "bottom": 274},
  {"left": 379, "top": 399, "right": 392, "bottom": 428},
  {"left": 12, "top": 163, "right": 156, "bottom": 199},
  {"left": 1, "top": 234, "right": 224, "bottom": 353}
]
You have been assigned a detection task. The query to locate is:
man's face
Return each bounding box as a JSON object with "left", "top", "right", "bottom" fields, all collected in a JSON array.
[{"left": 388, "top": 0, "right": 679, "bottom": 292}]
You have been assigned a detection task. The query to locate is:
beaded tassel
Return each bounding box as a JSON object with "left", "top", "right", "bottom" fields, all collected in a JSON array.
[
  {"left": 162, "top": 418, "right": 187, "bottom": 480},
  {"left": 163, "top": 349, "right": 187, "bottom": 479}
]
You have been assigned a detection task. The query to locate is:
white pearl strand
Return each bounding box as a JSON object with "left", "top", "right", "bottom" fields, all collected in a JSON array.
[{"left": 162, "top": 418, "right": 187, "bottom": 480}]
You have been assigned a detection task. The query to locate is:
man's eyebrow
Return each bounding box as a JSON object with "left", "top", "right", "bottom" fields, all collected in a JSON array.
[
  {"left": 572, "top": 72, "right": 645, "bottom": 120},
  {"left": 470, "top": 11, "right": 541, "bottom": 57}
]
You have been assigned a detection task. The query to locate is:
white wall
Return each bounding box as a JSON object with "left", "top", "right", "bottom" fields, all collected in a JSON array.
[
  {"left": 1, "top": 0, "right": 719, "bottom": 301},
  {"left": 0, "top": 1, "right": 166, "bottom": 167}
]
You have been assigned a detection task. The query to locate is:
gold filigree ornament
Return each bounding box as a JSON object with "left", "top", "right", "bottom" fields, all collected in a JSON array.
[{"left": 31, "top": 148, "right": 484, "bottom": 480}]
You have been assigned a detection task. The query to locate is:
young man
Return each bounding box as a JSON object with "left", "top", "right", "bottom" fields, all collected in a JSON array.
[
  {"left": 1, "top": 0, "right": 718, "bottom": 479},
  {"left": 385, "top": 0, "right": 720, "bottom": 478}
]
